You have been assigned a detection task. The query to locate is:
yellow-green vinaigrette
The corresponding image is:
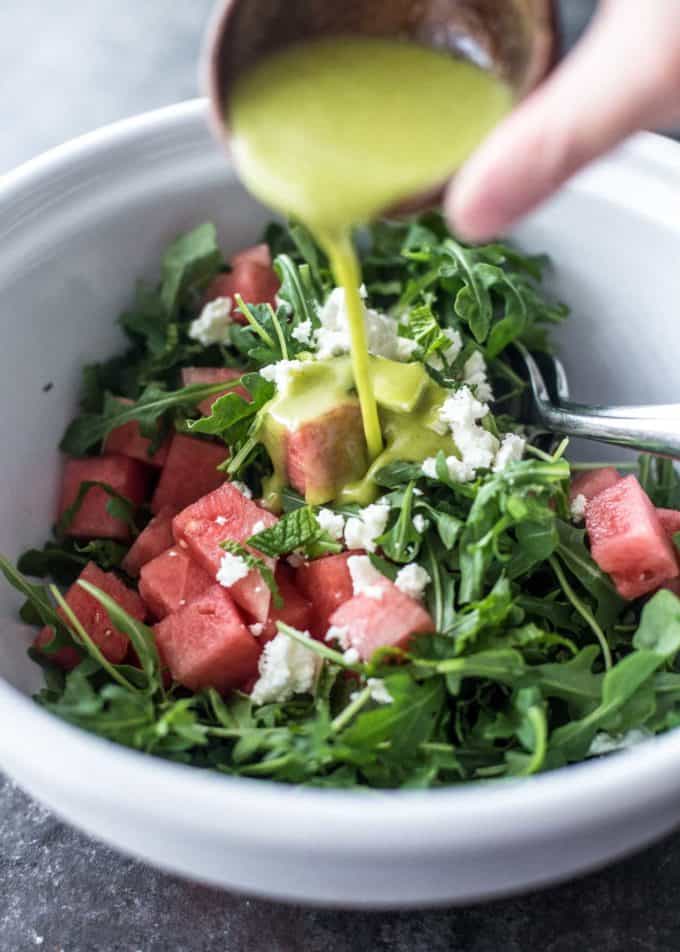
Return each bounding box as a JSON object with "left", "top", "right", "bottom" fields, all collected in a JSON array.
[{"left": 228, "top": 36, "right": 512, "bottom": 501}]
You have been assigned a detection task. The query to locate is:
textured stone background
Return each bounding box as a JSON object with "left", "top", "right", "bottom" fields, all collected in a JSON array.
[{"left": 3, "top": 2, "right": 680, "bottom": 950}]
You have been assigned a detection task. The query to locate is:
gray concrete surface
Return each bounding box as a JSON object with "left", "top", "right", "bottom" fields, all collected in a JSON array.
[{"left": 3, "top": 2, "right": 680, "bottom": 950}]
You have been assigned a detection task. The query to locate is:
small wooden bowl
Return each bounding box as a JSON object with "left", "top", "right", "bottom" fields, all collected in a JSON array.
[{"left": 203, "top": 0, "right": 560, "bottom": 211}]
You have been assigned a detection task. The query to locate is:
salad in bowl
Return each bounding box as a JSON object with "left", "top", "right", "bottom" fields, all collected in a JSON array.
[{"left": 4, "top": 213, "right": 680, "bottom": 789}]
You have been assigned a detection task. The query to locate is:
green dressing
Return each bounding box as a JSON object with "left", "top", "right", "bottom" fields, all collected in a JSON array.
[{"left": 229, "top": 36, "right": 512, "bottom": 504}]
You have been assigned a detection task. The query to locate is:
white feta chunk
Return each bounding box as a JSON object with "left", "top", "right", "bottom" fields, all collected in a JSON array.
[
  {"left": 343, "top": 647, "right": 360, "bottom": 665},
  {"left": 250, "top": 632, "right": 321, "bottom": 705},
  {"left": 260, "top": 359, "right": 304, "bottom": 395},
  {"left": 232, "top": 480, "right": 252, "bottom": 499},
  {"left": 367, "top": 678, "right": 393, "bottom": 705},
  {"left": 188, "top": 297, "right": 233, "bottom": 347},
  {"left": 588, "top": 729, "right": 651, "bottom": 757},
  {"left": 463, "top": 350, "right": 494, "bottom": 402},
  {"left": 291, "top": 319, "right": 313, "bottom": 344},
  {"left": 344, "top": 502, "right": 390, "bottom": 553},
  {"left": 493, "top": 433, "right": 527, "bottom": 473},
  {"left": 215, "top": 516, "right": 228, "bottom": 526},
  {"left": 395, "top": 563, "right": 431, "bottom": 601},
  {"left": 412, "top": 514, "right": 427, "bottom": 534},
  {"left": 251, "top": 519, "right": 266, "bottom": 535},
  {"left": 347, "top": 555, "right": 386, "bottom": 600},
  {"left": 325, "top": 625, "right": 350, "bottom": 648},
  {"left": 570, "top": 493, "right": 588, "bottom": 523},
  {"left": 439, "top": 386, "right": 489, "bottom": 429},
  {"left": 317, "top": 508, "right": 346, "bottom": 541},
  {"left": 216, "top": 552, "right": 250, "bottom": 588},
  {"left": 315, "top": 287, "right": 416, "bottom": 363},
  {"left": 249, "top": 623, "right": 264, "bottom": 638}
]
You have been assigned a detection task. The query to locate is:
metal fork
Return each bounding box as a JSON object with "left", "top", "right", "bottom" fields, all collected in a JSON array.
[{"left": 514, "top": 343, "right": 680, "bottom": 458}]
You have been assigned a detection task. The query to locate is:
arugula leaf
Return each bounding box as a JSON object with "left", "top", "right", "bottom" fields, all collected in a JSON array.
[
  {"left": 189, "top": 373, "right": 273, "bottom": 438},
  {"left": 160, "top": 223, "right": 222, "bottom": 317}
]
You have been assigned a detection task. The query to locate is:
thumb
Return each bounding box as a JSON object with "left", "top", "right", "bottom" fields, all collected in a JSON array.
[{"left": 446, "top": 0, "right": 680, "bottom": 242}]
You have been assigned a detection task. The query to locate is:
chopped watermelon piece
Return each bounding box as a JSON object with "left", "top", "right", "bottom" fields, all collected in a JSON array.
[
  {"left": 260, "top": 564, "right": 314, "bottom": 642},
  {"left": 122, "top": 505, "right": 176, "bottom": 577},
  {"left": 658, "top": 509, "right": 680, "bottom": 548},
  {"left": 285, "top": 403, "right": 368, "bottom": 505},
  {"left": 296, "top": 552, "right": 356, "bottom": 639},
  {"left": 151, "top": 434, "right": 228, "bottom": 514},
  {"left": 35, "top": 562, "right": 146, "bottom": 670},
  {"left": 59, "top": 455, "right": 149, "bottom": 541},
  {"left": 203, "top": 243, "right": 279, "bottom": 320},
  {"left": 139, "top": 546, "right": 213, "bottom": 619},
  {"left": 181, "top": 367, "right": 250, "bottom": 416},
  {"left": 173, "top": 482, "right": 278, "bottom": 622},
  {"left": 587, "top": 476, "right": 680, "bottom": 599},
  {"left": 102, "top": 398, "right": 169, "bottom": 467},
  {"left": 569, "top": 467, "right": 621, "bottom": 504},
  {"left": 153, "top": 585, "right": 260, "bottom": 692},
  {"left": 329, "top": 578, "right": 434, "bottom": 661}
]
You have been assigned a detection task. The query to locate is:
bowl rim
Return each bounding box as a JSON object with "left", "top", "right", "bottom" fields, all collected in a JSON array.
[{"left": 2, "top": 98, "right": 680, "bottom": 855}]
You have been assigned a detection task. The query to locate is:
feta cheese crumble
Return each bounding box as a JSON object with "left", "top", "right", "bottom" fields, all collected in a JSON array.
[
  {"left": 260, "top": 359, "right": 304, "bottom": 395},
  {"left": 250, "top": 632, "right": 320, "bottom": 705},
  {"left": 426, "top": 328, "right": 463, "bottom": 371},
  {"left": 215, "top": 516, "right": 228, "bottom": 526},
  {"left": 493, "top": 433, "right": 527, "bottom": 473},
  {"left": 570, "top": 493, "right": 588, "bottom": 523},
  {"left": 427, "top": 385, "right": 500, "bottom": 483},
  {"left": 315, "top": 287, "right": 416, "bottom": 362},
  {"left": 395, "top": 563, "right": 431, "bottom": 601},
  {"left": 367, "top": 678, "right": 393, "bottom": 705},
  {"left": 317, "top": 508, "right": 346, "bottom": 541},
  {"left": 325, "top": 625, "right": 350, "bottom": 647},
  {"left": 348, "top": 555, "right": 386, "bottom": 599},
  {"left": 251, "top": 519, "right": 266, "bottom": 535},
  {"left": 343, "top": 647, "right": 360, "bottom": 665},
  {"left": 463, "top": 350, "right": 493, "bottom": 403},
  {"left": 412, "top": 513, "right": 427, "bottom": 534},
  {"left": 249, "top": 622, "right": 264, "bottom": 638},
  {"left": 188, "top": 297, "right": 233, "bottom": 346},
  {"left": 216, "top": 552, "right": 250, "bottom": 588},
  {"left": 291, "top": 319, "right": 313, "bottom": 344},
  {"left": 344, "top": 502, "right": 390, "bottom": 553}
]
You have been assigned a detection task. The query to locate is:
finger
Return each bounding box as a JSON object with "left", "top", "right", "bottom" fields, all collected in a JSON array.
[{"left": 446, "top": 0, "right": 680, "bottom": 242}]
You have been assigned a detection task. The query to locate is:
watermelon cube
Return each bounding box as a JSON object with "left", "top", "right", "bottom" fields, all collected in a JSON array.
[
  {"left": 329, "top": 578, "right": 434, "bottom": 661},
  {"left": 59, "top": 455, "right": 149, "bottom": 541},
  {"left": 173, "top": 482, "right": 278, "bottom": 622},
  {"left": 139, "top": 547, "right": 213, "bottom": 619},
  {"left": 102, "top": 398, "right": 169, "bottom": 467},
  {"left": 203, "top": 243, "right": 280, "bottom": 320},
  {"left": 153, "top": 585, "right": 260, "bottom": 692},
  {"left": 122, "top": 505, "right": 176, "bottom": 577},
  {"left": 587, "top": 476, "right": 680, "bottom": 599},
  {"left": 35, "top": 562, "right": 146, "bottom": 670},
  {"left": 285, "top": 403, "right": 368, "bottom": 505},
  {"left": 151, "top": 434, "right": 228, "bottom": 514},
  {"left": 260, "top": 564, "right": 314, "bottom": 642},
  {"left": 569, "top": 467, "right": 621, "bottom": 504},
  {"left": 181, "top": 367, "right": 250, "bottom": 416},
  {"left": 658, "top": 509, "right": 680, "bottom": 548},
  {"left": 296, "top": 552, "right": 356, "bottom": 639}
]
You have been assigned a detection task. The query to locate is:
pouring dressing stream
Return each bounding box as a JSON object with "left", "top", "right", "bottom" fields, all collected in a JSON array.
[{"left": 227, "top": 36, "right": 512, "bottom": 503}]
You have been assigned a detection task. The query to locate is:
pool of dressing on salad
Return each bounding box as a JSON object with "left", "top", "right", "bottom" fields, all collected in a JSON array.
[{"left": 229, "top": 37, "right": 512, "bottom": 507}]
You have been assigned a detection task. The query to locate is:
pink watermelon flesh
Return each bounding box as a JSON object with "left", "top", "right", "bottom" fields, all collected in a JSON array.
[
  {"left": 59, "top": 455, "right": 149, "bottom": 541},
  {"left": 569, "top": 467, "right": 621, "bottom": 504},
  {"left": 285, "top": 403, "right": 368, "bottom": 505},
  {"left": 173, "top": 482, "right": 278, "bottom": 622},
  {"left": 102, "top": 398, "right": 169, "bottom": 467},
  {"left": 296, "top": 552, "right": 356, "bottom": 639},
  {"left": 658, "top": 509, "right": 680, "bottom": 548},
  {"left": 329, "top": 578, "right": 434, "bottom": 661},
  {"left": 139, "top": 546, "right": 213, "bottom": 620},
  {"left": 260, "top": 564, "right": 314, "bottom": 642},
  {"left": 122, "top": 505, "right": 176, "bottom": 577},
  {"left": 153, "top": 585, "right": 260, "bottom": 692},
  {"left": 151, "top": 434, "right": 228, "bottom": 514},
  {"left": 35, "top": 561, "right": 146, "bottom": 669},
  {"left": 586, "top": 476, "right": 680, "bottom": 599},
  {"left": 181, "top": 367, "right": 250, "bottom": 416},
  {"left": 203, "top": 244, "right": 279, "bottom": 320}
]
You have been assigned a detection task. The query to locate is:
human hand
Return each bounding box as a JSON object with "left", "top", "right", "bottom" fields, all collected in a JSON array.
[{"left": 447, "top": 0, "right": 680, "bottom": 242}]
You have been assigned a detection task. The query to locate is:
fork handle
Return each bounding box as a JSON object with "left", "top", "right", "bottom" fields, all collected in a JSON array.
[{"left": 538, "top": 405, "right": 680, "bottom": 458}]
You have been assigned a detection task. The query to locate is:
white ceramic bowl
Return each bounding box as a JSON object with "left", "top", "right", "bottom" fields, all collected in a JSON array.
[{"left": 1, "top": 100, "right": 679, "bottom": 909}]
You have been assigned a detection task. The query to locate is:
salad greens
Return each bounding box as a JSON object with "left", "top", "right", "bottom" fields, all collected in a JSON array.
[{"left": 3, "top": 216, "right": 680, "bottom": 789}]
